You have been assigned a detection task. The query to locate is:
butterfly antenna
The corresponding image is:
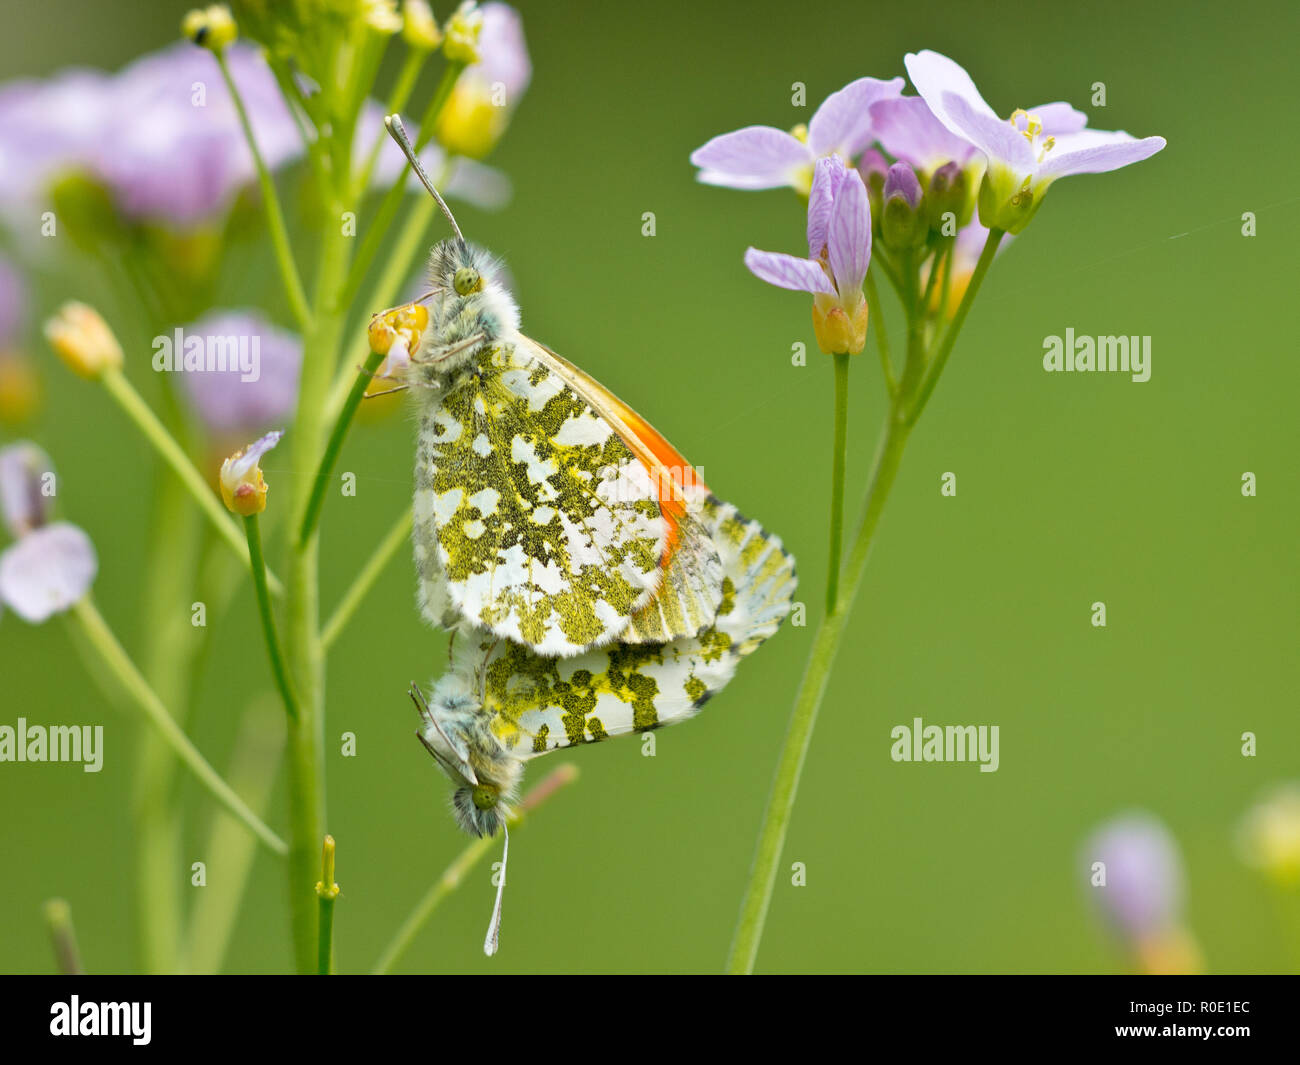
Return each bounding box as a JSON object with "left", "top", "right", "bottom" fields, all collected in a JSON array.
[
  {"left": 384, "top": 114, "right": 465, "bottom": 245},
  {"left": 483, "top": 822, "right": 508, "bottom": 957}
]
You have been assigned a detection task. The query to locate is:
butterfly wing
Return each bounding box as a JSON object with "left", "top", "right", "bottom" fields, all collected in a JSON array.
[
  {"left": 417, "top": 339, "right": 671, "bottom": 657},
  {"left": 446, "top": 496, "right": 796, "bottom": 758},
  {"left": 515, "top": 335, "right": 725, "bottom": 645}
]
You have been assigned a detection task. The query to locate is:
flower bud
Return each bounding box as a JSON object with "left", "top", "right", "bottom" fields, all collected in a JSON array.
[
  {"left": 812, "top": 292, "right": 868, "bottom": 356},
  {"left": 182, "top": 4, "right": 238, "bottom": 52},
  {"left": 443, "top": 1, "right": 484, "bottom": 64},
  {"left": 44, "top": 302, "right": 123, "bottom": 380},
  {"left": 857, "top": 148, "right": 888, "bottom": 233},
  {"left": 1238, "top": 784, "right": 1300, "bottom": 888},
  {"left": 0, "top": 441, "right": 54, "bottom": 537},
  {"left": 925, "top": 161, "right": 972, "bottom": 234},
  {"left": 435, "top": 3, "right": 530, "bottom": 159},
  {"left": 363, "top": 0, "right": 402, "bottom": 33},
  {"left": 403, "top": 0, "right": 442, "bottom": 49},
  {"left": 368, "top": 302, "right": 429, "bottom": 356},
  {"left": 219, "top": 430, "right": 282, "bottom": 516},
  {"left": 880, "top": 162, "right": 926, "bottom": 253}
]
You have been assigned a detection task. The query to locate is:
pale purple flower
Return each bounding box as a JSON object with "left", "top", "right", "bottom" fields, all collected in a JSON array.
[
  {"left": 691, "top": 77, "right": 904, "bottom": 193},
  {"left": 0, "top": 441, "right": 96, "bottom": 623},
  {"left": 744, "top": 156, "right": 871, "bottom": 354},
  {"left": 475, "top": 3, "right": 532, "bottom": 100},
  {"left": 0, "top": 43, "right": 301, "bottom": 229},
  {"left": 176, "top": 311, "right": 302, "bottom": 436},
  {"left": 1082, "top": 813, "right": 1185, "bottom": 941},
  {"left": 0, "top": 441, "right": 52, "bottom": 537},
  {"left": 905, "top": 50, "right": 1165, "bottom": 232},
  {"left": 869, "top": 95, "right": 981, "bottom": 174}
]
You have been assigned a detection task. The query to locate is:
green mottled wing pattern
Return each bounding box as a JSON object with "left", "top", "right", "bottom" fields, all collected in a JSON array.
[
  {"left": 414, "top": 341, "right": 669, "bottom": 657},
  {"left": 447, "top": 496, "right": 797, "bottom": 757}
]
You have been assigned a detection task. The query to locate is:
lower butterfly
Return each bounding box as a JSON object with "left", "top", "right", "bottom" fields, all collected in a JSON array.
[{"left": 411, "top": 495, "right": 797, "bottom": 954}]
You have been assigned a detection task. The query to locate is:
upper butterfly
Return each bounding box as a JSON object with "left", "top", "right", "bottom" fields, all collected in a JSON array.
[{"left": 379, "top": 115, "right": 721, "bottom": 657}]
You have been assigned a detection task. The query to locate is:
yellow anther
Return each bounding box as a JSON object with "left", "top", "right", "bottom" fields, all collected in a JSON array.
[{"left": 790, "top": 123, "right": 809, "bottom": 144}]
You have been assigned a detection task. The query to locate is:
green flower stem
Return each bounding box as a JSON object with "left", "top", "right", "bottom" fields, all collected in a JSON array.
[
  {"left": 336, "top": 61, "right": 465, "bottom": 312},
  {"left": 353, "top": 47, "right": 426, "bottom": 200},
  {"left": 371, "top": 764, "right": 579, "bottom": 974},
  {"left": 185, "top": 699, "right": 285, "bottom": 974},
  {"left": 135, "top": 471, "right": 200, "bottom": 974},
  {"left": 244, "top": 513, "right": 299, "bottom": 721},
  {"left": 864, "top": 270, "right": 895, "bottom": 397},
  {"left": 43, "top": 898, "right": 84, "bottom": 975},
  {"left": 68, "top": 596, "right": 288, "bottom": 856},
  {"left": 825, "top": 352, "right": 850, "bottom": 614},
  {"left": 283, "top": 220, "right": 352, "bottom": 974},
  {"left": 215, "top": 52, "right": 311, "bottom": 329},
  {"left": 297, "top": 348, "right": 386, "bottom": 547},
  {"left": 905, "top": 228, "right": 1004, "bottom": 425},
  {"left": 98, "top": 367, "right": 282, "bottom": 597},
  {"left": 728, "top": 406, "right": 912, "bottom": 974},
  {"left": 321, "top": 505, "right": 414, "bottom": 650},
  {"left": 316, "top": 836, "right": 340, "bottom": 975}
]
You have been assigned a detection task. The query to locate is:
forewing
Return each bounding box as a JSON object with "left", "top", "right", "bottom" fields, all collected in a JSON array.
[
  {"left": 517, "top": 336, "right": 725, "bottom": 644},
  {"left": 416, "top": 341, "right": 668, "bottom": 656}
]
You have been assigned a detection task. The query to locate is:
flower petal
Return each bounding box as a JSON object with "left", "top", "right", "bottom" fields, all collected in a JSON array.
[
  {"left": 0, "top": 441, "right": 54, "bottom": 537},
  {"left": 1028, "top": 101, "right": 1089, "bottom": 136},
  {"left": 905, "top": 50, "right": 999, "bottom": 132},
  {"left": 0, "top": 521, "right": 97, "bottom": 622},
  {"left": 689, "top": 126, "right": 810, "bottom": 189},
  {"left": 943, "top": 91, "right": 1035, "bottom": 170},
  {"left": 827, "top": 170, "right": 871, "bottom": 298},
  {"left": 743, "top": 249, "right": 834, "bottom": 295},
  {"left": 807, "top": 76, "right": 904, "bottom": 158},
  {"left": 806, "top": 155, "right": 848, "bottom": 258},
  {"left": 1038, "top": 131, "right": 1166, "bottom": 180},
  {"left": 869, "top": 96, "right": 979, "bottom": 172}
]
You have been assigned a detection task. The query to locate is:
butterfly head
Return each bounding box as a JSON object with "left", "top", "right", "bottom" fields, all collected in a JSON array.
[{"left": 410, "top": 674, "right": 520, "bottom": 838}]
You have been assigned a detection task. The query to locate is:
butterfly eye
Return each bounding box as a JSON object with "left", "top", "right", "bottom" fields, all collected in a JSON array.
[
  {"left": 471, "top": 783, "right": 499, "bottom": 810},
  {"left": 453, "top": 267, "right": 482, "bottom": 296}
]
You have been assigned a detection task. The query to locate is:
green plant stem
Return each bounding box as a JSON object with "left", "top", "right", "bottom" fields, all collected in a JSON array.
[
  {"left": 825, "top": 353, "right": 850, "bottom": 613},
  {"left": 283, "top": 219, "right": 352, "bottom": 974},
  {"left": 134, "top": 470, "right": 200, "bottom": 974},
  {"left": 727, "top": 407, "right": 912, "bottom": 974},
  {"left": 905, "top": 228, "right": 1004, "bottom": 424},
  {"left": 244, "top": 514, "right": 299, "bottom": 721},
  {"left": 98, "top": 367, "right": 282, "bottom": 596},
  {"left": 68, "top": 597, "right": 287, "bottom": 856},
  {"left": 371, "top": 764, "right": 578, "bottom": 974},
  {"left": 43, "top": 898, "right": 84, "bottom": 975},
  {"left": 298, "top": 349, "right": 386, "bottom": 546},
  {"left": 216, "top": 51, "right": 311, "bottom": 329},
  {"left": 864, "top": 270, "right": 895, "bottom": 397},
  {"left": 185, "top": 698, "right": 285, "bottom": 974},
  {"left": 322, "top": 505, "right": 414, "bottom": 650},
  {"left": 316, "top": 836, "right": 340, "bottom": 975}
]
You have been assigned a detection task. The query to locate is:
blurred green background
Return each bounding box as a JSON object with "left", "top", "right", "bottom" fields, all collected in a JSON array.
[{"left": 1, "top": 0, "right": 1297, "bottom": 974}]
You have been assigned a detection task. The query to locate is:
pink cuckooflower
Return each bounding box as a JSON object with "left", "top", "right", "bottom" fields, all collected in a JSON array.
[
  {"left": 0, "top": 442, "right": 97, "bottom": 623},
  {"left": 0, "top": 43, "right": 301, "bottom": 230},
  {"left": 176, "top": 311, "right": 302, "bottom": 437},
  {"left": 690, "top": 77, "right": 904, "bottom": 194},
  {"left": 905, "top": 50, "right": 1165, "bottom": 233},
  {"left": 744, "top": 156, "right": 871, "bottom": 354}
]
